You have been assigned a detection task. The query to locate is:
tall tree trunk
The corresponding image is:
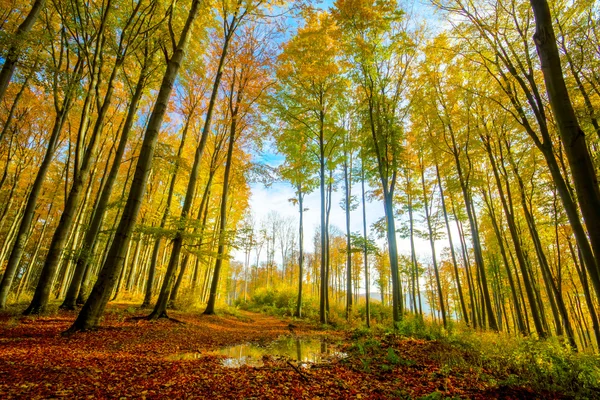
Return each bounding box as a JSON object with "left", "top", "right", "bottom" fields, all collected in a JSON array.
[
  {"left": 479, "top": 134, "right": 533, "bottom": 335},
  {"left": 344, "top": 146, "right": 352, "bottom": 320},
  {"left": 511, "top": 160, "right": 577, "bottom": 347},
  {"left": 76, "top": 139, "right": 141, "bottom": 304},
  {"left": 481, "top": 184, "right": 527, "bottom": 335},
  {"left": 0, "top": 0, "right": 45, "bottom": 104},
  {"left": 24, "top": 9, "right": 116, "bottom": 313},
  {"left": 420, "top": 159, "right": 446, "bottom": 327},
  {"left": 0, "top": 55, "right": 81, "bottom": 308},
  {"left": 436, "top": 165, "right": 469, "bottom": 327},
  {"left": 531, "top": 0, "right": 600, "bottom": 301},
  {"left": 325, "top": 169, "right": 333, "bottom": 315},
  {"left": 148, "top": 17, "right": 236, "bottom": 319},
  {"left": 294, "top": 185, "right": 304, "bottom": 318},
  {"left": 454, "top": 206, "right": 478, "bottom": 328},
  {"left": 361, "top": 160, "right": 370, "bottom": 327},
  {"left": 318, "top": 111, "right": 327, "bottom": 325},
  {"left": 204, "top": 113, "right": 238, "bottom": 315},
  {"left": 126, "top": 234, "right": 144, "bottom": 292},
  {"left": 141, "top": 109, "right": 193, "bottom": 308},
  {"left": 568, "top": 239, "right": 600, "bottom": 349},
  {"left": 169, "top": 147, "right": 223, "bottom": 305},
  {"left": 65, "top": 0, "right": 202, "bottom": 332},
  {"left": 407, "top": 178, "right": 422, "bottom": 317}
]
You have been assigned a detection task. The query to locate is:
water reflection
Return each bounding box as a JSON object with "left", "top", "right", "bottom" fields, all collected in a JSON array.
[
  {"left": 218, "top": 336, "right": 344, "bottom": 368},
  {"left": 169, "top": 336, "right": 346, "bottom": 368}
]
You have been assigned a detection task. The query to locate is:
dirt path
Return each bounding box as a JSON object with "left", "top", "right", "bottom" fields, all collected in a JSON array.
[
  {"left": 0, "top": 305, "right": 332, "bottom": 399},
  {"left": 0, "top": 305, "right": 549, "bottom": 399}
]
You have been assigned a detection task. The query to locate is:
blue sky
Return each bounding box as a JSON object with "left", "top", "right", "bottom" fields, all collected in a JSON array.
[{"left": 231, "top": 0, "right": 451, "bottom": 296}]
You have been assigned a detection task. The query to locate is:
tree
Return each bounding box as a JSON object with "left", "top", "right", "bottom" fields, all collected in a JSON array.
[
  {"left": 334, "top": 0, "right": 420, "bottom": 323},
  {"left": 66, "top": 0, "right": 203, "bottom": 332},
  {"left": 0, "top": 0, "right": 45, "bottom": 104},
  {"left": 204, "top": 22, "right": 275, "bottom": 314},
  {"left": 0, "top": 4, "right": 85, "bottom": 309},
  {"left": 530, "top": 0, "right": 600, "bottom": 303},
  {"left": 270, "top": 8, "right": 345, "bottom": 324}
]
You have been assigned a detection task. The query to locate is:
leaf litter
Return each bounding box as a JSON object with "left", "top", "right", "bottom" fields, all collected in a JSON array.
[{"left": 0, "top": 305, "right": 556, "bottom": 399}]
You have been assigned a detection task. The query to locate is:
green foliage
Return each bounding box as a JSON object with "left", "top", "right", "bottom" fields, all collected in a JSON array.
[
  {"left": 480, "top": 335, "right": 600, "bottom": 396},
  {"left": 394, "top": 313, "right": 446, "bottom": 341},
  {"left": 242, "top": 287, "right": 304, "bottom": 317},
  {"left": 243, "top": 288, "right": 598, "bottom": 397},
  {"left": 417, "top": 392, "right": 460, "bottom": 400},
  {"left": 386, "top": 347, "right": 400, "bottom": 364},
  {"left": 349, "top": 233, "right": 379, "bottom": 255},
  {"left": 359, "top": 357, "right": 371, "bottom": 372},
  {"left": 357, "top": 301, "right": 390, "bottom": 325},
  {"left": 350, "top": 326, "right": 372, "bottom": 340},
  {"left": 429, "top": 330, "right": 600, "bottom": 397},
  {"left": 345, "top": 313, "right": 599, "bottom": 398}
]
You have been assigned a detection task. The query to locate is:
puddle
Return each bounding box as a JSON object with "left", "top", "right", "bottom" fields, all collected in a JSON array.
[{"left": 168, "top": 336, "right": 346, "bottom": 368}]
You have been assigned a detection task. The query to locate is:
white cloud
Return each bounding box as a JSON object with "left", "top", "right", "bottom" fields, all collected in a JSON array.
[{"left": 236, "top": 179, "right": 446, "bottom": 261}]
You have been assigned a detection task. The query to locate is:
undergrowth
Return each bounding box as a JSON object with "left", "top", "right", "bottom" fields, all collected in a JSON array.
[
  {"left": 242, "top": 290, "right": 600, "bottom": 398},
  {"left": 359, "top": 314, "right": 600, "bottom": 398}
]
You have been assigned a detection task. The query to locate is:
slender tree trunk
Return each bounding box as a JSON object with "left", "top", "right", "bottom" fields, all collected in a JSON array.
[
  {"left": 479, "top": 136, "right": 530, "bottom": 335},
  {"left": 513, "top": 166, "right": 577, "bottom": 347},
  {"left": 318, "top": 112, "right": 327, "bottom": 325},
  {"left": 0, "top": 62, "right": 80, "bottom": 308},
  {"left": 126, "top": 234, "right": 143, "bottom": 292},
  {"left": 0, "top": 0, "right": 45, "bottom": 104},
  {"left": 111, "top": 240, "right": 131, "bottom": 301},
  {"left": 436, "top": 165, "right": 469, "bottom": 326},
  {"left": 454, "top": 209, "right": 478, "bottom": 328},
  {"left": 420, "top": 159, "right": 446, "bottom": 327},
  {"left": 141, "top": 110, "right": 193, "bottom": 308},
  {"left": 482, "top": 185, "right": 527, "bottom": 335},
  {"left": 0, "top": 67, "right": 33, "bottom": 145},
  {"left": 361, "top": 160, "right": 370, "bottom": 327},
  {"left": 14, "top": 196, "right": 53, "bottom": 302},
  {"left": 76, "top": 139, "right": 141, "bottom": 303},
  {"left": 408, "top": 182, "right": 422, "bottom": 317},
  {"left": 325, "top": 170, "right": 333, "bottom": 315},
  {"left": 148, "top": 26, "right": 235, "bottom": 319},
  {"left": 169, "top": 151, "right": 221, "bottom": 305},
  {"left": 568, "top": 239, "right": 600, "bottom": 349},
  {"left": 344, "top": 148, "right": 352, "bottom": 320},
  {"left": 294, "top": 186, "right": 304, "bottom": 318},
  {"left": 66, "top": 0, "right": 202, "bottom": 332},
  {"left": 531, "top": 0, "right": 600, "bottom": 301},
  {"left": 459, "top": 173, "right": 497, "bottom": 330},
  {"left": 0, "top": 193, "right": 28, "bottom": 266},
  {"left": 169, "top": 253, "right": 189, "bottom": 306},
  {"left": 204, "top": 114, "right": 238, "bottom": 315},
  {"left": 383, "top": 190, "right": 402, "bottom": 322},
  {"left": 24, "top": 14, "right": 116, "bottom": 314}
]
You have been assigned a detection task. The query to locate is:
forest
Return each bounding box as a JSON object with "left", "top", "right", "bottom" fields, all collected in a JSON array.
[{"left": 0, "top": 0, "right": 600, "bottom": 398}]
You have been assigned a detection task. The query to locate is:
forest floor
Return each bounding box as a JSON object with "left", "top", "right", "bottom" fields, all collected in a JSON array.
[{"left": 0, "top": 304, "right": 561, "bottom": 399}]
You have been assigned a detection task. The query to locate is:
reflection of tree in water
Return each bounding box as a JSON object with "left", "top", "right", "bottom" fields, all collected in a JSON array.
[{"left": 213, "top": 337, "right": 345, "bottom": 367}]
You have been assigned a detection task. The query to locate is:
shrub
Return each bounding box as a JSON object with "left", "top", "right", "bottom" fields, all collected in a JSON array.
[
  {"left": 243, "top": 287, "right": 298, "bottom": 316},
  {"left": 357, "top": 301, "right": 391, "bottom": 325}
]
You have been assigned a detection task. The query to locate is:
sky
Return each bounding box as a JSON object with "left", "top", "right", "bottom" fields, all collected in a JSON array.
[
  {"left": 230, "top": 0, "right": 452, "bottom": 299},
  {"left": 234, "top": 0, "right": 446, "bottom": 247},
  {"left": 235, "top": 141, "right": 448, "bottom": 266}
]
